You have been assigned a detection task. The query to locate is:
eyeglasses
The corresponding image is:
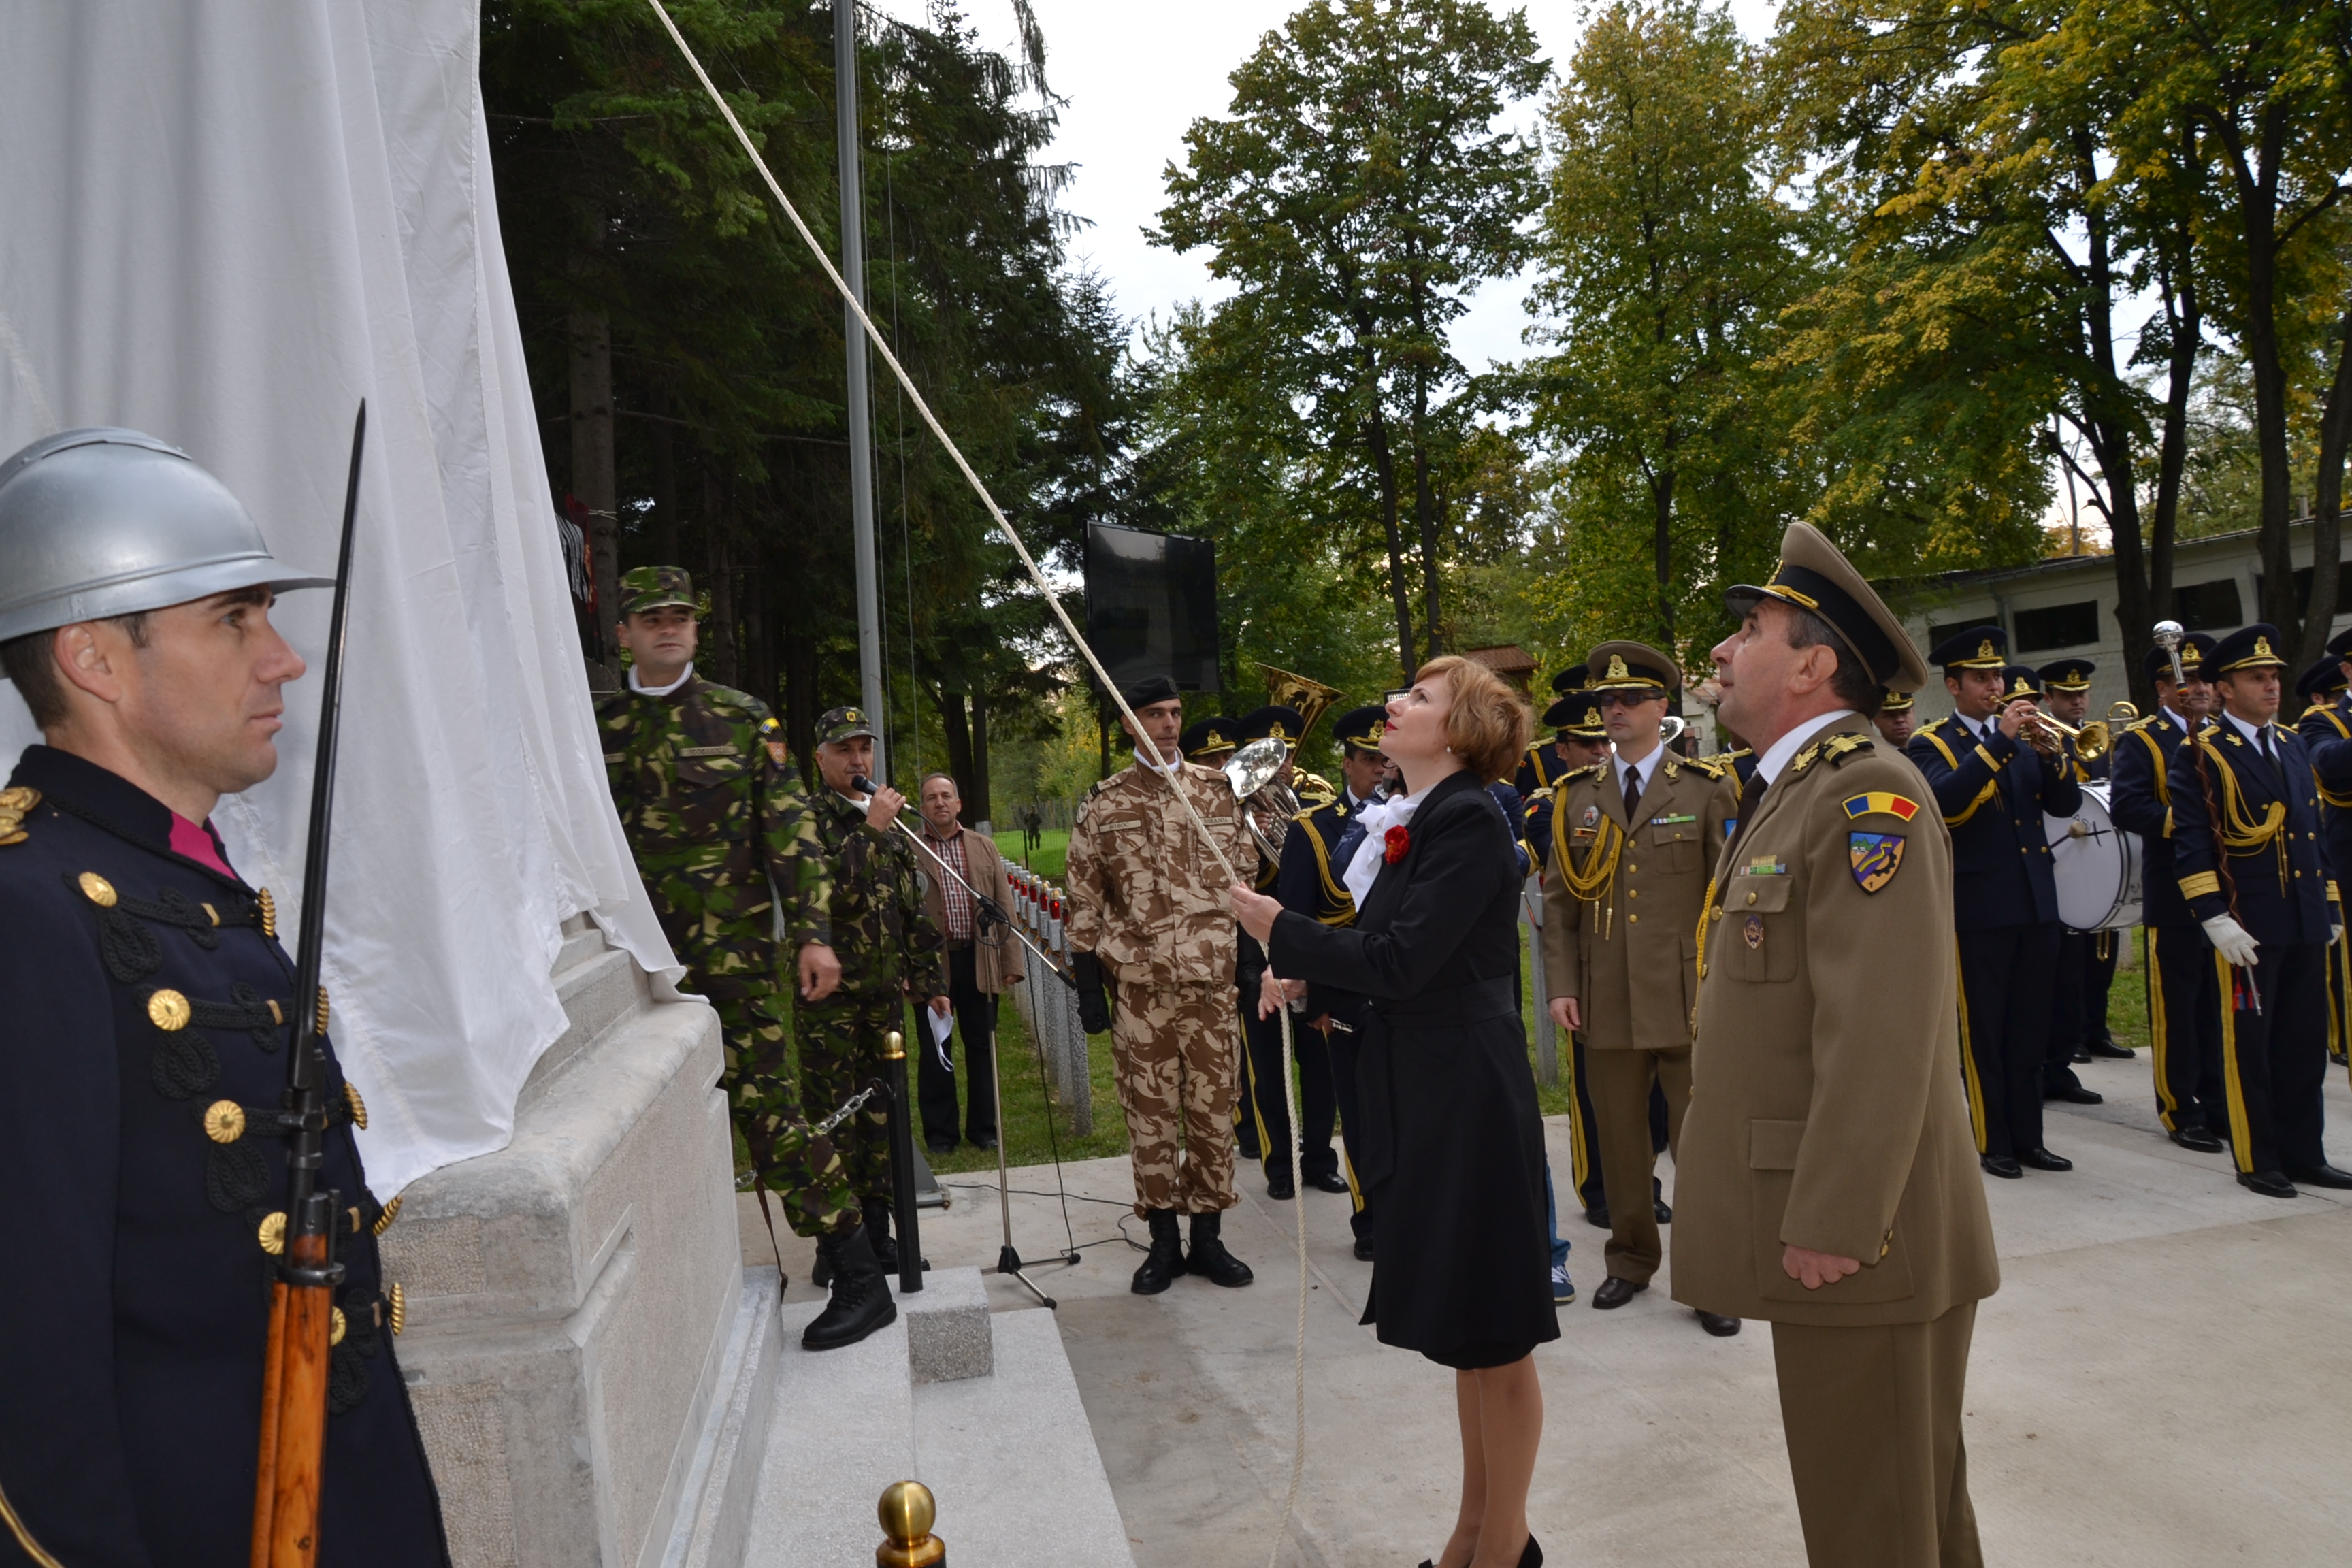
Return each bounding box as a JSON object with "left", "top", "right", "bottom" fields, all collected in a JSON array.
[{"left": 1592, "top": 690, "right": 1664, "bottom": 709}]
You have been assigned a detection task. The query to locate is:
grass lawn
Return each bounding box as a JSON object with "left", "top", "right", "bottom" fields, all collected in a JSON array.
[{"left": 993, "top": 826, "right": 1068, "bottom": 881}]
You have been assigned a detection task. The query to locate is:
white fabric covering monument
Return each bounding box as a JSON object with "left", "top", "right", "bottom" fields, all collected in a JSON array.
[{"left": 0, "top": 0, "right": 677, "bottom": 1196}]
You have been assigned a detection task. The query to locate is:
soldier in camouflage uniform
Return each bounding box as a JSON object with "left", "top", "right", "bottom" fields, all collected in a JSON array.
[
  {"left": 600, "top": 566, "right": 893, "bottom": 1350},
  {"left": 1066, "top": 675, "right": 1259, "bottom": 1294},
  {"left": 802, "top": 704, "right": 950, "bottom": 1272}
]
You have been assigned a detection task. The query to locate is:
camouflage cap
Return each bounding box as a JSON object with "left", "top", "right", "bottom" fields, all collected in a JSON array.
[
  {"left": 816, "top": 704, "right": 879, "bottom": 746},
  {"left": 620, "top": 564, "right": 697, "bottom": 616}
]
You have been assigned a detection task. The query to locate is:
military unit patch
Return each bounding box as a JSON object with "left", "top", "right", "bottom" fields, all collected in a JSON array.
[{"left": 1849, "top": 832, "right": 1906, "bottom": 893}]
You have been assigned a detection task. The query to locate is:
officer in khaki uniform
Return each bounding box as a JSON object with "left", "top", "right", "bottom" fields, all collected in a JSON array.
[
  {"left": 1067, "top": 675, "right": 1260, "bottom": 1294},
  {"left": 1541, "top": 642, "right": 1737, "bottom": 1333},
  {"left": 1680, "top": 523, "right": 1998, "bottom": 1568}
]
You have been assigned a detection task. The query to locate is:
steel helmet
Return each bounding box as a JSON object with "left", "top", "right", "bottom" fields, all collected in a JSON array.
[{"left": 0, "top": 427, "right": 331, "bottom": 651}]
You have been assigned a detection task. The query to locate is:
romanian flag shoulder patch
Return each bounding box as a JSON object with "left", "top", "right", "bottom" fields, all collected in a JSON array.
[{"left": 1842, "top": 791, "right": 1920, "bottom": 822}]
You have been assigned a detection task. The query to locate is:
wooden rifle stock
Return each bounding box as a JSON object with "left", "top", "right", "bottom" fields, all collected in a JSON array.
[{"left": 251, "top": 403, "right": 365, "bottom": 1567}]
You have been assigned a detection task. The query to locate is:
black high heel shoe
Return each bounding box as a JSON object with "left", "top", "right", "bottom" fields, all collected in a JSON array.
[{"left": 1417, "top": 1536, "right": 1539, "bottom": 1568}]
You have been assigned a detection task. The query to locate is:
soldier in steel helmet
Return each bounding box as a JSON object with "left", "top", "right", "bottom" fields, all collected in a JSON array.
[
  {"left": 598, "top": 566, "right": 894, "bottom": 1350},
  {"left": 0, "top": 429, "right": 450, "bottom": 1563}
]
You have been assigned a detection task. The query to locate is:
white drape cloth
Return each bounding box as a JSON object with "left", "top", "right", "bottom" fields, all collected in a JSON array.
[{"left": 0, "top": 0, "right": 679, "bottom": 1195}]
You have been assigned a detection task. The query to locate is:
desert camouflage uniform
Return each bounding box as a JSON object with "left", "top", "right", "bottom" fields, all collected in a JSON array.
[
  {"left": 1065, "top": 755, "right": 1256, "bottom": 1216},
  {"left": 599, "top": 596, "right": 853, "bottom": 1237},
  {"left": 800, "top": 784, "right": 948, "bottom": 1202}
]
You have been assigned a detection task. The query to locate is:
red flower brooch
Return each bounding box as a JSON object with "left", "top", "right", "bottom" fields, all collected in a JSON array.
[{"left": 1383, "top": 824, "right": 1411, "bottom": 864}]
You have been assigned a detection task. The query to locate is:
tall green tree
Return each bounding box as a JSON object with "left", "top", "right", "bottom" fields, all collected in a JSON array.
[
  {"left": 1153, "top": 0, "right": 1550, "bottom": 681},
  {"left": 1524, "top": 1, "right": 1810, "bottom": 659}
]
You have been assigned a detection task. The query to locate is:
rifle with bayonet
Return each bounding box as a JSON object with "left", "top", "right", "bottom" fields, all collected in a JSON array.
[{"left": 250, "top": 402, "right": 365, "bottom": 1568}]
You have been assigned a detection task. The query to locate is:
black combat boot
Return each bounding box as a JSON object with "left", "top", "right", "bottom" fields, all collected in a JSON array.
[
  {"left": 1130, "top": 1208, "right": 1186, "bottom": 1294},
  {"left": 802, "top": 1223, "right": 897, "bottom": 1351},
  {"left": 1185, "top": 1210, "right": 1254, "bottom": 1288},
  {"left": 863, "top": 1196, "right": 900, "bottom": 1273}
]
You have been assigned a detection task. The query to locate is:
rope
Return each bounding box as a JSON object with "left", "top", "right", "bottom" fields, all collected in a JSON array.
[{"left": 636, "top": 11, "right": 1301, "bottom": 1551}]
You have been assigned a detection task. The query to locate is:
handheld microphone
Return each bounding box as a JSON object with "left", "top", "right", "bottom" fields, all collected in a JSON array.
[{"left": 853, "top": 774, "right": 879, "bottom": 795}]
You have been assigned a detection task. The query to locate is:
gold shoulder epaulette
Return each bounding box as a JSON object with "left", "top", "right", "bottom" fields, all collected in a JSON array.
[
  {"left": 1523, "top": 784, "right": 1555, "bottom": 806},
  {"left": 1680, "top": 753, "right": 1727, "bottom": 780},
  {"left": 1792, "top": 732, "right": 1874, "bottom": 774},
  {"left": 0, "top": 785, "right": 37, "bottom": 847},
  {"left": 1559, "top": 762, "right": 1605, "bottom": 783}
]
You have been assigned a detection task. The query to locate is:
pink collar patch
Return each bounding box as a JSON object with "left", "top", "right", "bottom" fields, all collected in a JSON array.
[{"left": 169, "top": 814, "right": 236, "bottom": 879}]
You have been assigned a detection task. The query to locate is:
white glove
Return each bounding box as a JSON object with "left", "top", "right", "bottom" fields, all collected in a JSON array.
[
  {"left": 2202, "top": 915, "right": 2260, "bottom": 968},
  {"left": 2336, "top": 925, "right": 2345, "bottom": 946}
]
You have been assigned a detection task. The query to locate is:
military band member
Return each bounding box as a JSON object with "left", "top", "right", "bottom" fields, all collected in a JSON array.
[
  {"left": 802, "top": 707, "right": 949, "bottom": 1273},
  {"left": 1514, "top": 665, "right": 1587, "bottom": 800},
  {"left": 1542, "top": 642, "right": 1740, "bottom": 1335},
  {"left": 1232, "top": 704, "right": 1344, "bottom": 1199},
  {"left": 1872, "top": 687, "right": 1917, "bottom": 748},
  {"left": 1181, "top": 713, "right": 1241, "bottom": 764},
  {"left": 2293, "top": 638, "right": 2352, "bottom": 1068},
  {"left": 1908, "top": 630, "right": 2081, "bottom": 1178},
  {"left": 2040, "top": 657, "right": 2133, "bottom": 1062},
  {"left": 0, "top": 429, "right": 451, "bottom": 1563},
  {"left": 1277, "top": 704, "right": 1390, "bottom": 1258},
  {"left": 1066, "top": 676, "right": 1258, "bottom": 1292},
  {"left": 599, "top": 569, "right": 892, "bottom": 1348},
  {"left": 2168, "top": 626, "right": 2352, "bottom": 1197},
  {"left": 2030, "top": 658, "right": 2107, "bottom": 1108},
  {"left": 2110, "top": 636, "right": 2230, "bottom": 1150},
  {"left": 1682, "top": 522, "right": 1997, "bottom": 1568}
]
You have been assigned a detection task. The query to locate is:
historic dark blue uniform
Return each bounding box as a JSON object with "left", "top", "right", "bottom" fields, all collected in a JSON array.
[
  {"left": 1276, "top": 790, "right": 1374, "bottom": 1243},
  {"left": 1907, "top": 676, "right": 2082, "bottom": 1165},
  {"left": 2111, "top": 705, "right": 2230, "bottom": 1142},
  {"left": 2172, "top": 701, "right": 2339, "bottom": 1183},
  {"left": 2036, "top": 657, "right": 2119, "bottom": 1101},
  {"left": 2295, "top": 660, "right": 2352, "bottom": 1066},
  {"left": 0, "top": 747, "right": 446, "bottom": 1567}
]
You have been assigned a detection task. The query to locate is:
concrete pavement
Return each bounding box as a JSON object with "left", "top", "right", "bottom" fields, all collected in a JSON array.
[{"left": 742, "top": 1048, "right": 2352, "bottom": 1566}]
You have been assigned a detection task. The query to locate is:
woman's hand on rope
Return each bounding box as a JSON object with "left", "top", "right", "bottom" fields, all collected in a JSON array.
[
  {"left": 1548, "top": 995, "right": 1580, "bottom": 1033},
  {"left": 1256, "top": 969, "right": 1286, "bottom": 1020},
  {"left": 1230, "top": 883, "right": 1281, "bottom": 944}
]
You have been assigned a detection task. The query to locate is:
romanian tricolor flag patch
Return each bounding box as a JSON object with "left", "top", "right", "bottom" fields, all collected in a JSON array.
[{"left": 1842, "top": 791, "right": 1920, "bottom": 821}]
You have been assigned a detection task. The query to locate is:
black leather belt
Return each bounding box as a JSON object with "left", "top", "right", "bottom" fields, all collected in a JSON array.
[{"left": 1373, "top": 974, "right": 1516, "bottom": 1027}]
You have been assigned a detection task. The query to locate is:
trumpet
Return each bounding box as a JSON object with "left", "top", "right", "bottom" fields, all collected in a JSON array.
[{"left": 2021, "top": 711, "right": 2111, "bottom": 761}]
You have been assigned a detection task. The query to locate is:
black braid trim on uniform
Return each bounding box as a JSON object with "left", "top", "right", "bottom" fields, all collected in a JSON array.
[
  {"left": 184, "top": 983, "right": 283, "bottom": 1051},
  {"left": 204, "top": 1141, "right": 271, "bottom": 1212},
  {"left": 150, "top": 1030, "right": 222, "bottom": 1100},
  {"left": 327, "top": 1290, "right": 385, "bottom": 1416},
  {"left": 88, "top": 899, "right": 162, "bottom": 983},
  {"left": 115, "top": 885, "right": 225, "bottom": 949}
]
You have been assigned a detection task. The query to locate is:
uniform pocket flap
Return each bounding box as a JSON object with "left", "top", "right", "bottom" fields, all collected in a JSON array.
[
  {"left": 1727, "top": 873, "right": 1793, "bottom": 913},
  {"left": 1748, "top": 1118, "right": 1806, "bottom": 1170}
]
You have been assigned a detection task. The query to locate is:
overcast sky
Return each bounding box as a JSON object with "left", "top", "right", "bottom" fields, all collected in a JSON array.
[{"left": 868, "top": 1, "right": 1784, "bottom": 371}]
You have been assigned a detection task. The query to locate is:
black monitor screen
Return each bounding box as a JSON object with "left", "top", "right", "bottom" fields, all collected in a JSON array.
[{"left": 1083, "top": 523, "right": 1221, "bottom": 694}]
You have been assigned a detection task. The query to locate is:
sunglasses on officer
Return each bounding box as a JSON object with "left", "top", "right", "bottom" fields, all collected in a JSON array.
[{"left": 1592, "top": 689, "right": 1665, "bottom": 708}]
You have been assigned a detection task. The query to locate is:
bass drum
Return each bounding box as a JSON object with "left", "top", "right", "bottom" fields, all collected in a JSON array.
[{"left": 2045, "top": 782, "right": 2142, "bottom": 932}]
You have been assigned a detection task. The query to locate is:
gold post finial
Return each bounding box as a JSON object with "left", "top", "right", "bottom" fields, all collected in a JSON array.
[
  {"left": 877, "top": 1481, "right": 943, "bottom": 1568},
  {"left": 884, "top": 1030, "right": 905, "bottom": 1061}
]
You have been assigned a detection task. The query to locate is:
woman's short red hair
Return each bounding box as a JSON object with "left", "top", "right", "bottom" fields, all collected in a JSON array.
[{"left": 1416, "top": 655, "right": 1533, "bottom": 784}]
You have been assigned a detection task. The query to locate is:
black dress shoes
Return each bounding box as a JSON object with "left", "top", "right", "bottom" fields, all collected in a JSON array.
[
  {"left": 2239, "top": 1170, "right": 2299, "bottom": 1199},
  {"left": 1980, "top": 1154, "right": 2023, "bottom": 1179},
  {"left": 926, "top": 1138, "right": 956, "bottom": 1156},
  {"left": 2047, "top": 1084, "right": 2104, "bottom": 1105},
  {"left": 1265, "top": 1169, "right": 1296, "bottom": 1200},
  {"left": 2018, "top": 1148, "right": 2074, "bottom": 1172},
  {"left": 1308, "top": 1171, "right": 1352, "bottom": 1194},
  {"left": 1694, "top": 1309, "right": 1741, "bottom": 1337},
  {"left": 1582, "top": 1203, "right": 1610, "bottom": 1230},
  {"left": 2169, "top": 1125, "right": 2223, "bottom": 1153},
  {"left": 1654, "top": 1196, "right": 1674, "bottom": 1223},
  {"left": 2285, "top": 1164, "right": 2352, "bottom": 1189},
  {"left": 2087, "top": 1038, "right": 2136, "bottom": 1059},
  {"left": 1352, "top": 1235, "right": 1375, "bottom": 1261},
  {"left": 1591, "top": 1275, "right": 1648, "bottom": 1309}
]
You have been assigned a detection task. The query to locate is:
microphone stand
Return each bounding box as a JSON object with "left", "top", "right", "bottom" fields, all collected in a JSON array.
[{"left": 851, "top": 777, "right": 1068, "bottom": 1308}]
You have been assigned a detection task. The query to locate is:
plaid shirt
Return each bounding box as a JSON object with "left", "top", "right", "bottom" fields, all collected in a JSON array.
[{"left": 924, "top": 823, "right": 974, "bottom": 941}]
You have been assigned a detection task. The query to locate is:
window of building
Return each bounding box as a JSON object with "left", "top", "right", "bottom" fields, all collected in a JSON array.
[
  {"left": 2014, "top": 600, "right": 2102, "bottom": 652},
  {"left": 2174, "top": 578, "right": 2242, "bottom": 631}
]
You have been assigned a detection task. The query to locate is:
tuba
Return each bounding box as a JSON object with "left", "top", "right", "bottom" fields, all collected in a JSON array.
[
  {"left": 1258, "top": 662, "right": 1344, "bottom": 745},
  {"left": 1224, "top": 737, "right": 1301, "bottom": 861}
]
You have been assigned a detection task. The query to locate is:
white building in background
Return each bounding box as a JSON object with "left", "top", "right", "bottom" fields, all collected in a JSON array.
[{"left": 1884, "top": 519, "right": 2352, "bottom": 725}]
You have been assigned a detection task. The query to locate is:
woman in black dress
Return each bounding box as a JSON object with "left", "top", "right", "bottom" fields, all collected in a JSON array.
[{"left": 1231, "top": 655, "right": 1553, "bottom": 1568}]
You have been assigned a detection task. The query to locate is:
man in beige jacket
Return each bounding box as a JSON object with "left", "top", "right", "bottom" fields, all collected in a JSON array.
[
  {"left": 1681, "top": 522, "right": 1998, "bottom": 1568},
  {"left": 1543, "top": 641, "right": 1740, "bottom": 1332},
  {"left": 913, "top": 772, "right": 1024, "bottom": 1153}
]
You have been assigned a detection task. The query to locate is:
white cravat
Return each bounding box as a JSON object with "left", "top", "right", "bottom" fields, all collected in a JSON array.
[{"left": 1343, "top": 787, "right": 1427, "bottom": 909}]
